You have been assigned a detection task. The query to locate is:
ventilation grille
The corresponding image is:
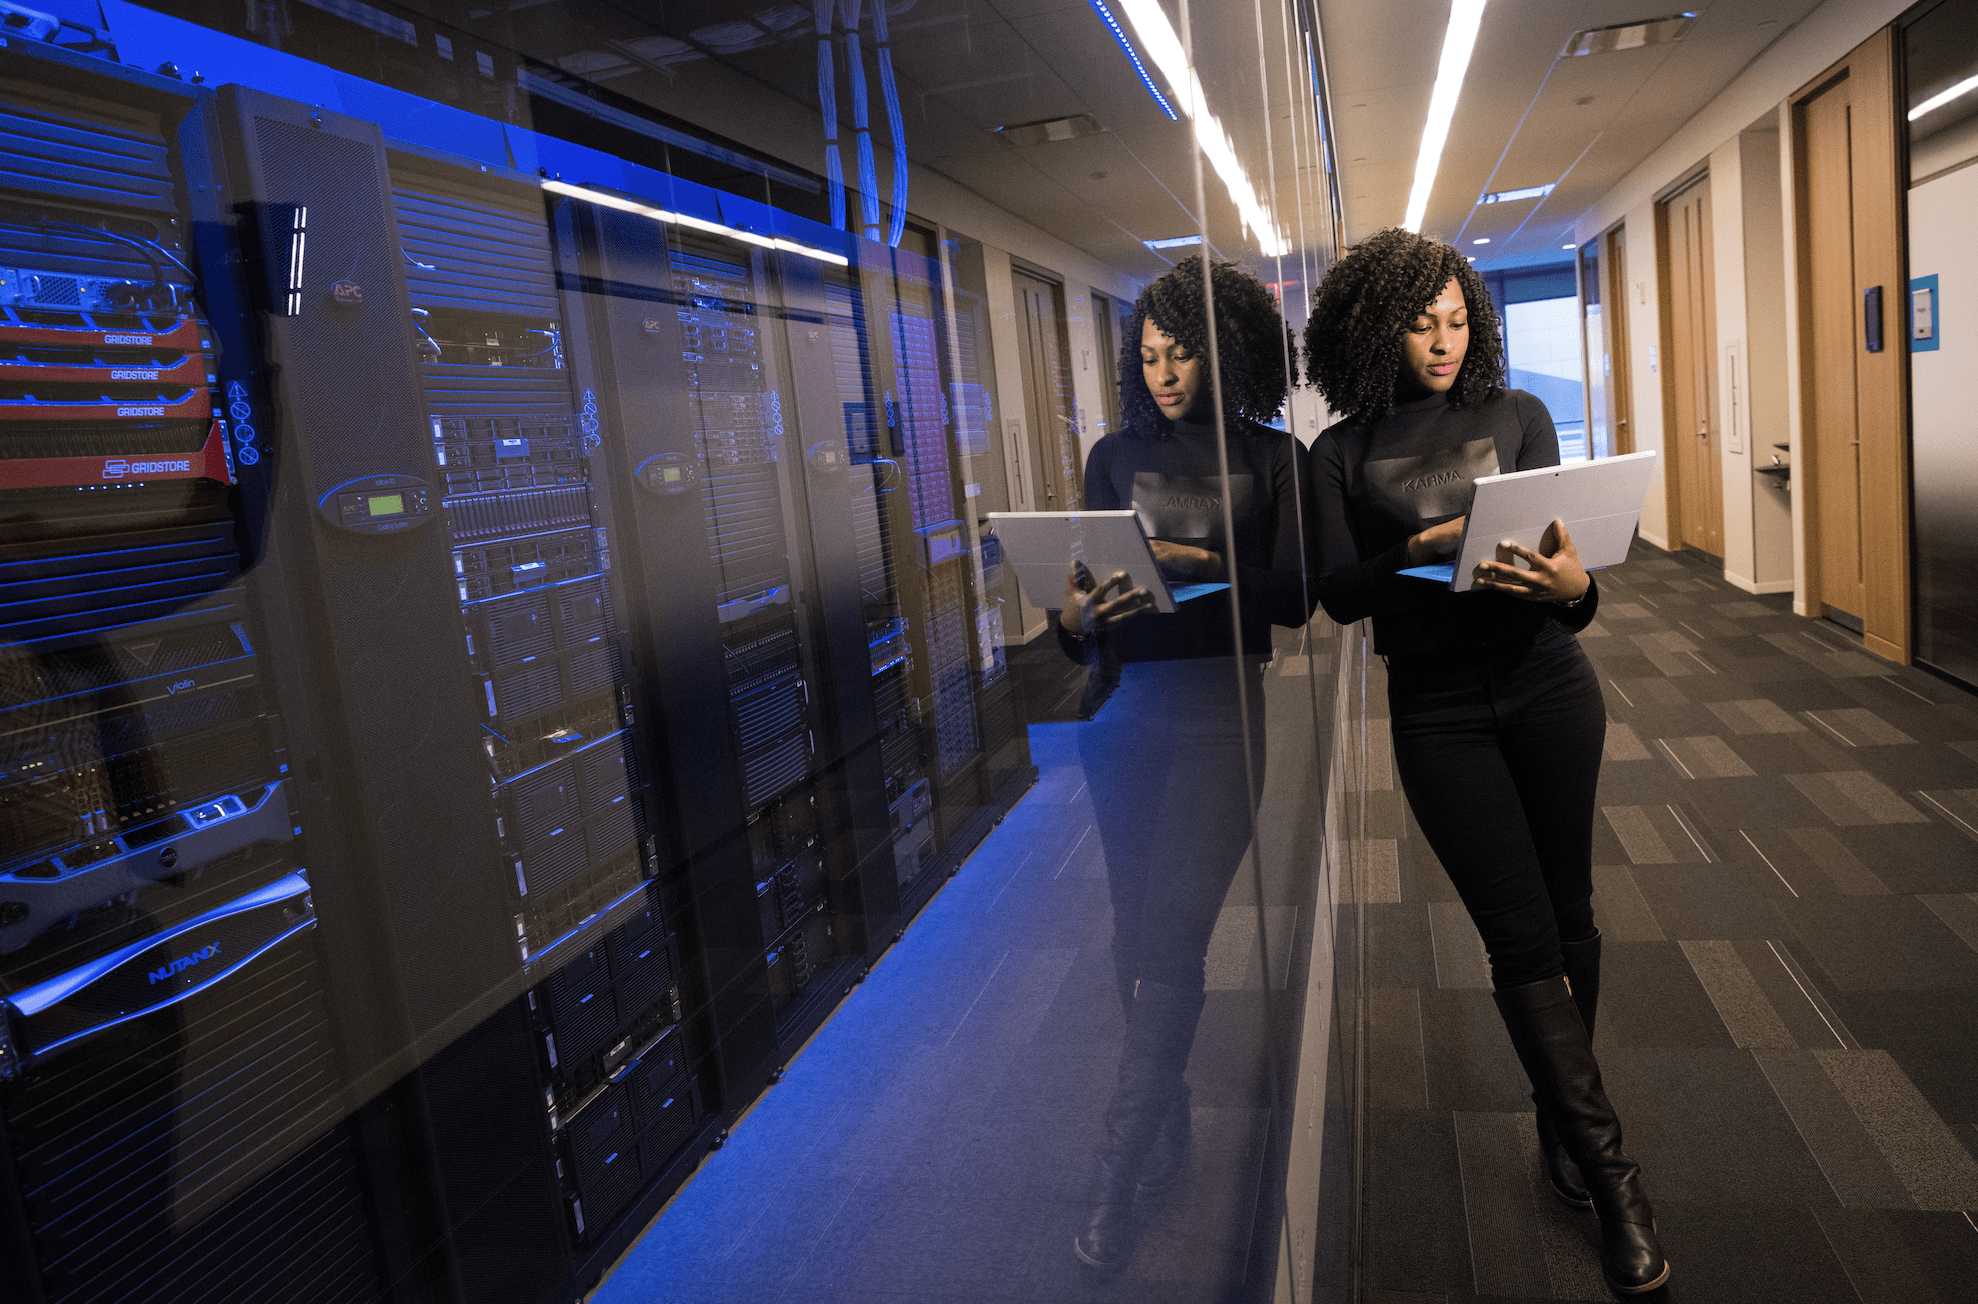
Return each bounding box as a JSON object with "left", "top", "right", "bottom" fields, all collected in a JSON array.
[
  {"left": 724, "top": 627, "right": 809, "bottom": 808},
  {"left": 890, "top": 309, "right": 953, "bottom": 530},
  {"left": 0, "top": 92, "right": 174, "bottom": 214},
  {"left": 392, "top": 184, "right": 559, "bottom": 317},
  {"left": 0, "top": 518, "right": 242, "bottom": 647},
  {"left": 5, "top": 942, "right": 382, "bottom": 1304}
]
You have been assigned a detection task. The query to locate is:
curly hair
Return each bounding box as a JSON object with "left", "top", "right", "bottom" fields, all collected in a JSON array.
[
  {"left": 1302, "top": 227, "right": 1506, "bottom": 426},
  {"left": 1117, "top": 255, "right": 1295, "bottom": 435}
]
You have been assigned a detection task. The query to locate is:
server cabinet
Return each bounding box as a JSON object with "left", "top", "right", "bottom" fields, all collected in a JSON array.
[
  {"left": 559, "top": 196, "right": 879, "bottom": 1103},
  {"left": 384, "top": 149, "right": 709, "bottom": 1283},
  {"left": 0, "top": 55, "right": 383, "bottom": 1304}
]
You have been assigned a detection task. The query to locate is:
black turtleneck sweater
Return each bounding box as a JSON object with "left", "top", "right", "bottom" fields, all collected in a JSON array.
[
  {"left": 1310, "top": 388, "right": 1599, "bottom": 657},
  {"left": 1060, "top": 415, "right": 1317, "bottom": 661}
]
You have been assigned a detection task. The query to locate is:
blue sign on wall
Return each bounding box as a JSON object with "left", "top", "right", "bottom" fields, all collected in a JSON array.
[{"left": 1910, "top": 273, "right": 1941, "bottom": 353}]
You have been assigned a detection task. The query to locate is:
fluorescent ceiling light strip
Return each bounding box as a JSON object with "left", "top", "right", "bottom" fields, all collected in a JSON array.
[
  {"left": 1088, "top": 1, "right": 1178, "bottom": 121},
  {"left": 1481, "top": 183, "right": 1552, "bottom": 205},
  {"left": 1910, "top": 73, "right": 1978, "bottom": 122},
  {"left": 1404, "top": 0, "right": 1487, "bottom": 233},
  {"left": 541, "top": 179, "right": 849, "bottom": 265},
  {"left": 1144, "top": 235, "right": 1203, "bottom": 249},
  {"left": 1116, "top": 0, "right": 1288, "bottom": 256}
]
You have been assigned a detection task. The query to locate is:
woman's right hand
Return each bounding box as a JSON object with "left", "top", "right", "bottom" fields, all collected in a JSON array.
[
  {"left": 1405, "top": 515, "right": 1466, "bottom": 566},
  {"left": 1060, "top": 561, "right": 1153, "bottom": 636}
]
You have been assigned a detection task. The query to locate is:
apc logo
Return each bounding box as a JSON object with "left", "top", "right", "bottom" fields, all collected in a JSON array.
[{"left": 149, "top": 942, "right": 221, "bottom": 985}]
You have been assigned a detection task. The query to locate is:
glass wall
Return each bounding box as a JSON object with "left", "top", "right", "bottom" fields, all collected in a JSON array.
[
  {"left": 0, "top": 3, "right": 1370, "bottom": 1304},
  {"left": 1906, "top": 0, "right": 1978, "bottom": 691}
]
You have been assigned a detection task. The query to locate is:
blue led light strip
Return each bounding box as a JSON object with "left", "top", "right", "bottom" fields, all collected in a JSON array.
[{"left": 1088, "top": 1, "right": 1178, "bottom": 121}]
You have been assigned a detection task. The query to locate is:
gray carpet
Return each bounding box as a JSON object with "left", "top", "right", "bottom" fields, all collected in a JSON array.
[{"left": 1356, "top": 544, "right": 1978, "bottom": 1303}]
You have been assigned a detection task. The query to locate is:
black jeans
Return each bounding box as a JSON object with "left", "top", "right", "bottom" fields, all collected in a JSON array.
[
  {"left": 1386, "top": 625, "right": 1606, "bottom": 990},
  {"left": 1079, "top": 656, "right": 1268, "bottom": 995}
]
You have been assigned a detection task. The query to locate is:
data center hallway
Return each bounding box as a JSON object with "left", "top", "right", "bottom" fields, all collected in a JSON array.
[
  {"left": 1357, "top": 545, "right": 1978, "bottom": 1303},
  {"left": 591, "top": 638, "right": 1331, "bottom": 1304}
]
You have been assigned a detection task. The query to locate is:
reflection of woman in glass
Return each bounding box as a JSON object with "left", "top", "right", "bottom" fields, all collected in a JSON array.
[
  {"left": 1056, "top": 257, "right": 1314, "bottom": 1271},
  {"left": 1304, "top": 228, "right": 1667, "bottom": 1295}
]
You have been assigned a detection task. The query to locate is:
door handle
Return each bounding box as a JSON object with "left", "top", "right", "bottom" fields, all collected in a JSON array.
[{"left": 1864, "top": 285, "right": 1884, "bottom": 353}]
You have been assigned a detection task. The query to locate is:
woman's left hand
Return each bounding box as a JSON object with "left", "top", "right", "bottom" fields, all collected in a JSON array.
[
  {"left": 1471, "top": 518, "right": 1590, "bottom": 604},
  {"left": 1149, "top": 539, "right": 1227, "bottom": 583}
]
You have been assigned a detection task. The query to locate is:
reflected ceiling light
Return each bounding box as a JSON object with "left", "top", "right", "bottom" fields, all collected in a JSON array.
[
  {"left": 1480, "top": 183, "right": 1554, "bottom": 205},
  {"left": 1144, "top": 235, "right": 1204, "bottom": 249},
  {"left": 1560, "top": 13, "right": 1697, "bottom": 58},
  {"left": 1403, "top": 0, "right": 1486, "bottom": 233},
  {"left": 1910, "top": 73, "right": 1978, "bottom": 122},
  {"left": 1563, "top": 242, "right": 1577, "bottom": 249},
  {"left": 539, "top": 179, "right": 850, "bottom": 265},
  {"left": 1110, "top": 0, "right": 1290, "bottom": 256},
  {"left": 1087, "top": 2, "right": 1178, "bottom": 121},
  {"left": 1472, "top": 238, "right": 1490, "bottom": 244}
]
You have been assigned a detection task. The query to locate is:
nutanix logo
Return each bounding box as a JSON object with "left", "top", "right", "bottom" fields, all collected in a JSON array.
[{"left": 149, "top": 942, "right": 221, "bottom": 985}]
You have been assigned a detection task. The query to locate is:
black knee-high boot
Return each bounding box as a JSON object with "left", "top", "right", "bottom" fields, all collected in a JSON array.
[
  {"left": 1075, "top": 979, "right": 1204, "bottom": 1269},
  {"left": 1495, "top": 976, "right": 1669, "bottom": 1295},
  {"left": 1536, "top": 932, "right": 1602, "bottom": 1208}
]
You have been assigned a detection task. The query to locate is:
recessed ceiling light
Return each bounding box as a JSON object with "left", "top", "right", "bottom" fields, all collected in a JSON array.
[
  {"left": 1561, "top": 12, "right": 1698, "bottom": 58},
  {"left": 1472, "top": 238, "right": 1491, "bottom": 245},
  {"left": 1480, "top": 183, "right": 1554, "bottom": 205},
  {"left": 1563, "top": 242, "right": 1577, "bottom": 249},
  {"left": 1144, "top": 235, "right": 1204, "bottom": 250}
]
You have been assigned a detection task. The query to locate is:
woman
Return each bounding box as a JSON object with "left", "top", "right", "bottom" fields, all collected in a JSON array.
[
  {"left": 1303, "top": 227, "right": 1668, "bottom": 1295},
  {"left": 1056, "top": 256, "right": 1314, "bottom": 1271}
]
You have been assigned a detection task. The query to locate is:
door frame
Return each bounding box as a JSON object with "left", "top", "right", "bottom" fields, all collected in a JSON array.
[
  {"left": 1789, "top": 26, "right": 1911, "bottom": 663},
  {"left": 1603, "top": 224, "right": 1635, "bottom": 457}
]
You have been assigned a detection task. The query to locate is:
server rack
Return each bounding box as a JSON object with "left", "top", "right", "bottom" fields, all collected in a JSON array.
[
  {"left": 386, "top": 151, "right": 709, "bottom": 1266},
  {"left": 1, "top": 31, "right": 1034, "bottom": 1302},
  {"left": 0, "top": 56, "right": 383, "bottom": 1304},
  {"left": 562, "top": 198, "right": 871, "bottom": 1112}
]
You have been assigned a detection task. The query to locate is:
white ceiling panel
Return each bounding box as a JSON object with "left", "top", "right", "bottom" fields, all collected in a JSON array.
[{"left": 1318, "top": 0, "right": 1828, "bottom": 266}]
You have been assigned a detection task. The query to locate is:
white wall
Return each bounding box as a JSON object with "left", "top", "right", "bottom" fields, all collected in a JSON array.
[
  {"left": 1573, "top": 0, "right": 1912, "bottom": 246},
  {"left": 1574, "top": 0, "right": 1909, "bottom": 582},
  {"left": 1709, "top": 136, "right": 1760, "bottom": 588},
  {"left": 1740, "top": 123, "right": 1796, "bottom": 592}
]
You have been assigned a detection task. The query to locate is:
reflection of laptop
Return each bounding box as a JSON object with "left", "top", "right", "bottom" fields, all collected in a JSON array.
[
  {"left": 1399, "top": 451, "right": 1658, "bottom": 591},
  {"left": 985, "top": 510, "right": 1230, "bottom": 615}
]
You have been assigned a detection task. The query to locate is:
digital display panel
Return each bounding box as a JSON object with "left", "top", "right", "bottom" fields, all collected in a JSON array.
[{"left": 367, "top": 493, "right": 405, "bottom": 517}]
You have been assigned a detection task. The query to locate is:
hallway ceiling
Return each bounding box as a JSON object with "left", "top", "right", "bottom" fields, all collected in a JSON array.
[
  {"left": 1320, "top": 0, "right": 1828, "bottom": 269},
  {"left": 409, "top": 0, "right": 1827, "bottom": 282},
  {"left": 404, "top": 0, "right": 1319, "bottom": 284}
]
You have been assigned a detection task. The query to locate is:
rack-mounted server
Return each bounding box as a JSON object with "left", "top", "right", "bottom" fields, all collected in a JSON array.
[
  {"left": 0, "top": 63, "right": 384, "bottom": 1304},
  {"left": 0, "top": 28, "right": 1032, "bottom": 1303}
]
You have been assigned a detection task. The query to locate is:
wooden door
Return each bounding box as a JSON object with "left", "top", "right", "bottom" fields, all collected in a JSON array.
[
  {"left": 1659, "top": 176, "right": 1724, "bottom": 556},
  {"left": 1605, "top": 227, "right": 1634, "bottom": 455},
  {"left": 1092, "top": 290, "right": 1123, "bottom": 439},
  {"left": 1792, "top": 28, "right": 1908, "bottom": 659},
  {"left": 1012, "top": 268, "right": 1081, "bottom": 509}
]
